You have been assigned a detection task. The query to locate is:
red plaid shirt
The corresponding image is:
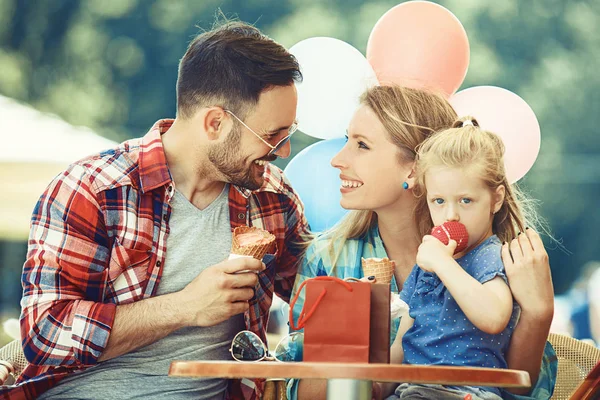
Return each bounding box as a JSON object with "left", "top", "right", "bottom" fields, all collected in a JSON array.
[{"left": 1, "top": 119, "right": 309, "bottom": 400}]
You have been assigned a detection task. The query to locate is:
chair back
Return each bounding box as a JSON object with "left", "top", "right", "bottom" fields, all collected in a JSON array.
[
  {"left": 568, "top": 360, "right": 600, "bottom": 400},
  {"left": 0, "top": 339, "right": 27, "bottom": 386},
  {"left": 548, "top": 333, "right": 600, "bottom": 399}
]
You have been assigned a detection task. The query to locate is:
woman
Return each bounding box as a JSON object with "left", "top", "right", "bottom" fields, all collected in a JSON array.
[{"left": 288, "top": 85, "right": 556, "bottom": 400}]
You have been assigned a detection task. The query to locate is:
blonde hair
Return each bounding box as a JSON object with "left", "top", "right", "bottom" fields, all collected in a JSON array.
[
  {"left": 413, "top": 116, "right": 545, "bottom": 243},
  {"left": 317, "top": 85, "right": 457, "bottom": 266}
]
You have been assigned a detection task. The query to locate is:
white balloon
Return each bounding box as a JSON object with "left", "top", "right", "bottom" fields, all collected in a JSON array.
[{"left": 290, "top": 37, "right": 378, "bottom": 139}]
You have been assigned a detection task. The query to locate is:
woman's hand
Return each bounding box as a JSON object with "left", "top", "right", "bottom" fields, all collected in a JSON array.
[
  {"left": 416, "top": 235, "right": 456, "bottom": 273},
  {"left": 359, "top": 276, "right": 377, "bottom": 283},
  {"left": 501, "top": 228, "right": 554, "bottom": 319},
  {"left": 502, "top": 228, "right": 554, "bottom": 393}
]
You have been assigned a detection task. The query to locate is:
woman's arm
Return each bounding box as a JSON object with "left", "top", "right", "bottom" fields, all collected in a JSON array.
[
  {"left": 378, "top": 313, "right": 415, "bottom": 398},
  {"left": 389, "top": 310, "right": 414, "bottom": 364},
  {"left": 502, "top": 229, "right": 554, "bottom": 395}
]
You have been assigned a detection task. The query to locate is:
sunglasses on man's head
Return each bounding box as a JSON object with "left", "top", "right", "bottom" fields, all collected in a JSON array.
[
  {"left": 224, "top": 110, "right": 298, "bottom": 156},
  {"left": 229, "top": 330, "right": 303, "bottom": 362}
]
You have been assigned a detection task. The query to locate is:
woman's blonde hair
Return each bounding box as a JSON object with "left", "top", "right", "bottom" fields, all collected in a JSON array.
[
  {"left": 413, "top": 116, "right": 546, "bottom": 243},
  {"left": 319, "top": 85, "right": 457, "bottom": 266}
]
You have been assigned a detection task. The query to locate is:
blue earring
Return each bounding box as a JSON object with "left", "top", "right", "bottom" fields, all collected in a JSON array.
[{"left": 402, "top": 182, "right": 409, "bottom": 190}]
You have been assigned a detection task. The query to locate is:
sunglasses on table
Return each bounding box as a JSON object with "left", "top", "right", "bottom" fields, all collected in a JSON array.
[{"left": 229, "top": 330, "right": 303, "bottom": 362}]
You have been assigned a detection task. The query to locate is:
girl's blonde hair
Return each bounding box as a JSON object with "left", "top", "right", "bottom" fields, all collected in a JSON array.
[
  {"left": 413, "top": 116, "right": 545, "bottom": 243},
  {"left": 320, "top": 85, "right": 457, "bottom": 266}
]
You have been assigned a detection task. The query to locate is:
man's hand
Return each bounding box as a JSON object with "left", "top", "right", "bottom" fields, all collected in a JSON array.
[
  {"left": 178, "top": 257, "right": 265, "bottom": 327},
  {"left": 416, "top": 235, "right": 456, "bottom": 273}
]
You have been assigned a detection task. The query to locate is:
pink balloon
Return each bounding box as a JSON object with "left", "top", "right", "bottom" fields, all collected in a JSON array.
[
  {"left": 450, "top": 86, "right": 541, "bottom": 183},
  {"left": 367, "top": 1, "right": 469, "bottom": 97}
]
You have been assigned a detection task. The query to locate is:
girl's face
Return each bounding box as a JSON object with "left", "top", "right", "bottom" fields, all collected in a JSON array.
[
  {"left": 425, "top": 165, "right": 505, "bottom": 251},
  {"left": 331, "top": 105, "right": 410, "bottom": 213}
]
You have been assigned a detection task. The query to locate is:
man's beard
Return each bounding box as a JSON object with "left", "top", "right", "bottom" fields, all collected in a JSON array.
[{"left": 208, "top": 127, "right": 264, "bottom": 191}]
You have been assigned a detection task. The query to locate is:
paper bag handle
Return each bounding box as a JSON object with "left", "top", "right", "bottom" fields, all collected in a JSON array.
[{"left": 289, "top": 276, "right": 353, "bottom": 331}]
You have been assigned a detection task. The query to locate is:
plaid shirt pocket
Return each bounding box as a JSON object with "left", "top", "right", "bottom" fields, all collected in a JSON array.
[{"left": 107, "top": 239, "right": 152, "bottom": 303}]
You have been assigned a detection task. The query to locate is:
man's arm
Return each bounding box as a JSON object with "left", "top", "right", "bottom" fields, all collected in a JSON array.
[
  {"left": 97, "top": 292, "right": 184, "bottom": 362},
  {"left": 21, "top": 166, "right": 118, "bottom": 367},
  {"left": 98, "top": 258, "right": 262, "bottom": 362},
  {"left": 272, "top": 173, "right": 312, "bottom": 303},
  {"left": 21, "top": 165, "right": 262, "bottom": 366}
]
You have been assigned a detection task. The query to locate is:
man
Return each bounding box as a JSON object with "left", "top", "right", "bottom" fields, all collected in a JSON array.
[{"left": 7, "top": 21, "right": 309, "bottom": 400}]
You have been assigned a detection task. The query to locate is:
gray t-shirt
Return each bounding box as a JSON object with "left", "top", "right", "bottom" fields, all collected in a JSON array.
[{"left": 40, "top": 184, "right": 245, "bottom": 400}]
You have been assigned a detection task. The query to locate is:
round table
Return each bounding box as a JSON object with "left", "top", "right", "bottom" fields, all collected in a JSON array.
[{"left": 169, "top": 360, "right": 530, "bottom": 399}]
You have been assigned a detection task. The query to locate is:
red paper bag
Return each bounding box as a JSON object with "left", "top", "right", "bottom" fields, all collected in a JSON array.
[
  {"left": 369, "top": 283, "right": 391, "bottom": 363},
  {"left": 290, "top": 277, "right": 371, "bottom": 363}
]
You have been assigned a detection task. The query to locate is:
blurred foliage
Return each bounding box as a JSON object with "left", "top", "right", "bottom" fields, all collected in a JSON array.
[{"left": 0, "top": 0, "right": 599, "bottom": 322}]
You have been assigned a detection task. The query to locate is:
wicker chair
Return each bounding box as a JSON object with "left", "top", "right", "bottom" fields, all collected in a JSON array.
[
  {"left": 0, "top": 339, "right": 27, "bottom": 386},
  {"left": 569, "top": 360, "right": 600, "bottom": 400},
  {"left": 548, "top": 333, "right": 600, "bottom": 399}
]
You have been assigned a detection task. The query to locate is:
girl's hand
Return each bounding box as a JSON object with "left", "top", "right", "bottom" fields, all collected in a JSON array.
[
  {"left": 416, "top": 235, "right": 456, "bottom": 273},
  {"left": 501, "top": 228, "right": 554, "bottom": 320}
]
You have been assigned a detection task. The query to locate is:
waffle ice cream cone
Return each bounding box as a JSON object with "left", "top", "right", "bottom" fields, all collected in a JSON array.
[
  {"left": 230, "top": 226, "right": 276, "bottom": 261},
  {"left": 361, "top": 257, "right": 395, "bottom": 284}
]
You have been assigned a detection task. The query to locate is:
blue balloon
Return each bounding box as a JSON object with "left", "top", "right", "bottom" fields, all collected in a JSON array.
[{"left": 284, "top": 138, "right": 348, "bottom": 232}]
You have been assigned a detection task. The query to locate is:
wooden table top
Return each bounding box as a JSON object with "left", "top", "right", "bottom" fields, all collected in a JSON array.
[{"left": 169, "top": 361, "right": 531, "bottom": 388}]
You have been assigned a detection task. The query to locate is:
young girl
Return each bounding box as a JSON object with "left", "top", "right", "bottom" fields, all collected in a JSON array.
[{"left": 387, "top": 117, "right": 542, "bottom": 400}]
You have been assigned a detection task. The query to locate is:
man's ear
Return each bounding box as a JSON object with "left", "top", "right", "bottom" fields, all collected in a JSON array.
[
  {"left": 202, "top": 107, "right": 228, "bottom": 141},
  {"left": 493, "top": 185, "right": 506, "bottom": 214}
]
